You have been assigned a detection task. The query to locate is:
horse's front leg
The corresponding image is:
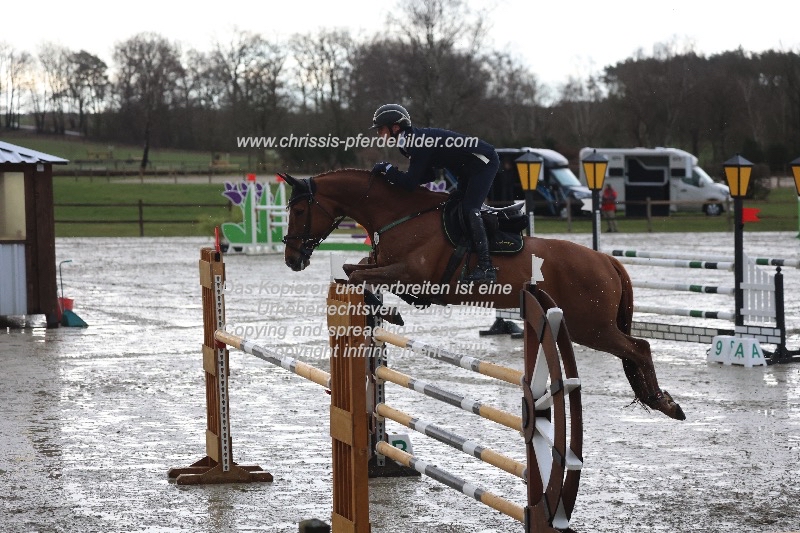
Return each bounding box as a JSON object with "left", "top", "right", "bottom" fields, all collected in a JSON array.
[
  {"left": 342, "top": 262, "right": 380, "bottom": 277},
  {"left": 347, "top": 262, "right": 413, "bottom": 286}
]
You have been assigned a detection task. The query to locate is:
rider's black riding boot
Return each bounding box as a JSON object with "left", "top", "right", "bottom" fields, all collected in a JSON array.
[{"left": 463, "top": 208, "right": 497, "bottom": 284}]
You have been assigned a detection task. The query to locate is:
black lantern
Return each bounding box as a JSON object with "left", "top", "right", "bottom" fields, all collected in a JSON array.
[
  {"left": 515, "top": 152, "right": 544, "bottom": 236},
  {"left": 581, "top": 149, "right": 609, "bottom": 250},
  {"left": 515, "top": 152, "right": 543, "bottom": 191},
  {"left": 723, "top": 154, "right": 754, "bottom": 198}
]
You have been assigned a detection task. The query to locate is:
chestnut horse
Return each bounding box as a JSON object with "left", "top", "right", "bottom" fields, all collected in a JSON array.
[{"left": 280, "top": 169, "right": 685, "bottom": 420}]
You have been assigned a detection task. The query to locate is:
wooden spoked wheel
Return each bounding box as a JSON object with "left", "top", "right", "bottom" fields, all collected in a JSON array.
[{"left": 522, "top": 287, "right": 583, "bottom": 532}]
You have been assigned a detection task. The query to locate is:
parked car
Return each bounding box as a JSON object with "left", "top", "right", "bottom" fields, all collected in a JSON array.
[{"left": 489, "top": 148, "right": 591, "bottom": 217}]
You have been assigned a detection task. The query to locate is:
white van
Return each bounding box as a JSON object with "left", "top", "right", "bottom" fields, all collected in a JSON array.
[{"left": 578, "top": 147, "right": 731, "bottom": 216}]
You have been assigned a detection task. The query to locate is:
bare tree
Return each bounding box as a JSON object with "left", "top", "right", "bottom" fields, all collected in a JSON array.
[
  {"left": 38, "top": 43, "right": 73, "bottom": 134},
  {"left": 393, "top": 0, "right": 489, "bottom": 127},
  {"left": 557, "top": 74, "right": 606, "bottom": 147},
  {"left": 479, "top": 51, "right": 541, "bottom": 144},
  {"left": 1, "top": 45, "right": 32, "bottom": 129},
  {"left": 208, "top": 30, "right": 286, "bottom": 138},
  {"left": 290, "top": 29, "right": 354, "bottom": 113},
  {"left": 757, "top": 50, "right": 800, "bottom": 161},
  {"left": 113, "top": 33, "right": 184, "bottom": 169},
  {"left": 0, "top": 42, "right": 7, "bottom": 125},
  {"left": 66, "top": 50, "right": 108, "bottom": 136},
  {"left": 603, "top": 39, "right": 697, "bottom": 147}
]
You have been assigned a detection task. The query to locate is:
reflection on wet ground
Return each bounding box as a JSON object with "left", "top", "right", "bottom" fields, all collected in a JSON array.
[{"left": 1, "top": 233, "right": 798, "bottom": 532}]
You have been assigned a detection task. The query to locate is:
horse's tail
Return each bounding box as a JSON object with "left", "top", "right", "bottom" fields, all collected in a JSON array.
[{"left": 610, "top": 256, "right": 634, "bottom": 335}]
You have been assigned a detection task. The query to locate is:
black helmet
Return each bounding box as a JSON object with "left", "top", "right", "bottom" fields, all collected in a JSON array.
[{"left": 371, "top": 104, "right": 411, "bottom": 129}]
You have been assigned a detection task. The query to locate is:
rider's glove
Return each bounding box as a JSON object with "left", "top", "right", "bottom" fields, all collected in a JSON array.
[{"left": 371, "top": 162, "right": 393, "bottom": 177}]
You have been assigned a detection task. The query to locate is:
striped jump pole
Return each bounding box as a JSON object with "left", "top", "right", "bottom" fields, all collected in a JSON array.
[
  {"left": 215, "top": 330, "right": 331, "bottom": 388},
  {"left": 374, "top": 365, "right": 522, "bottom": 431},
  {"left": 373, "top": 327, "right": 524, "bottom": 386},
  {"left": 376, "top": 441, "right": 527, "bottom": 523},
  {"left": 633, "top": 280, "right": 735, "bottom": 295},
  {"left": 609, "top": 249, "right": 800, "bottom": 268},
  {"left": 613, "top": 256, "right": 735, "bottom": 271},
  {"left": 375, "top": 403, "right": 527, "bottom": 479},
  {"left": 634, "top": 305, "right": 735, "bottom": 321}
]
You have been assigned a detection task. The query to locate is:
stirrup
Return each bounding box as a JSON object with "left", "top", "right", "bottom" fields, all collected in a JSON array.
[{"left": 462, "top": 265, "right": 497, "bottom": 284}]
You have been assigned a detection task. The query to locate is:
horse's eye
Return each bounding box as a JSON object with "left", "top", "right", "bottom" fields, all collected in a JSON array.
[{"left": 292, "top": 206, "right": 305, "bottom": 216}]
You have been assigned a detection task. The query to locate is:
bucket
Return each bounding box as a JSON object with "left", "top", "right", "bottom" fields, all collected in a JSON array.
[{"left": 57, "top": 297, "right": 74, "bottom": 321}]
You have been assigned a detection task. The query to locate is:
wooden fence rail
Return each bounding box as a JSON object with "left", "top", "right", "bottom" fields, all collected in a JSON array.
[{"left": 55, "top": 200, "right": 232, "bottom": 236}]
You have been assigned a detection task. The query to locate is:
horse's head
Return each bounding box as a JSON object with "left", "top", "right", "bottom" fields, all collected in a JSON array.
[
  {"left": 280, "top": 172, "right": 345, "bottom": 271},
  {"left": 280, "top": 168, "right": 443, "bottom": 272}
]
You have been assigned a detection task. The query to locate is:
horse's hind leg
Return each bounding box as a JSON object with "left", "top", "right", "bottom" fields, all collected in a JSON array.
[
  {"left": 596, "top": 332, "right": 686, "bottom": 421},
  {"left": 622, "top": 359, "right": 649, "bottom": 403}
]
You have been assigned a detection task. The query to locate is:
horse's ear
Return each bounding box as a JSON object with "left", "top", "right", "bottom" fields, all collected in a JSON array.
[{"left": 278, "top": 172, "right": 300, "bottom": 188}]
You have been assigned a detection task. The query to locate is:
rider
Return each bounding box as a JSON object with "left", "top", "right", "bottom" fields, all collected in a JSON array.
[{"left": 370, "top": 104, "right": 500, "bottom": 284}]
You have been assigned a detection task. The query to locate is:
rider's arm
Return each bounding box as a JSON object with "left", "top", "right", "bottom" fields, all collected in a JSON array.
[{"left": 385, "top": 146, "right": 436, "bottom": 191}]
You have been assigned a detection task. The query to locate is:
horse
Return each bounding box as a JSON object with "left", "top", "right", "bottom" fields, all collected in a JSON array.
[{"left": 280, "top": 169, "right": 685, "bottom": 421}]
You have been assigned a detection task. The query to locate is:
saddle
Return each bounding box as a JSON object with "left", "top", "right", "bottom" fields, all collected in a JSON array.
[{"left": 441, "top": 197, "right": 526, "bottom": 254}]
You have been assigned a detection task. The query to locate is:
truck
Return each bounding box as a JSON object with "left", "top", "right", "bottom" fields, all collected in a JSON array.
[
  {"left": 487, "top": 147, "right": 592, "bottom": 217},
  {"left": 577, "top": 147, "right": 731, "bottom": 216}
]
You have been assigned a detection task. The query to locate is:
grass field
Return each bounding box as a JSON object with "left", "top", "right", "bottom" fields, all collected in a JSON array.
[
  {"left": 52, "top": 177, "right": 800, "bottom": 238},
  {"left": 2, "top": 132, "right": 251, "bottom": 168},
  {"left": 538, "top": 187, "right": 800, "bottom": 233},
  {"left": 54, "top": 181, "right": 239, "bottom": 237}
]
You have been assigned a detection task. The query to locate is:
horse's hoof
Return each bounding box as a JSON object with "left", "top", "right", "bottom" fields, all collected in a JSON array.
[
  {"left": 646, "top": 390, "right": 686, "bottom": 420},
  {"left": 661, "top": 390, "right": 686, "bottom": 421}
]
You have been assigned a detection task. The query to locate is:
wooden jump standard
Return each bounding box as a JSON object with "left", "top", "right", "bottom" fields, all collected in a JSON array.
[
  {"left": 168, "top": 248, "right": 370, "bottom": 533},
  {"left": 171, "top": 247, "right": 584, "bottom": 532},
  {"left": 167, "top": 247, "right": 273, "bottom": 484}
]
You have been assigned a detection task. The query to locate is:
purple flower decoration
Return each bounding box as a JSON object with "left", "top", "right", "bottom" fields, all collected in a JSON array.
[
  {"left": 222, "top": 181, "right": 266, "bottom": 206},
  {"left": 423, "top": 180, "right": 448, "bottom": 193},
  {"left": 222, "top": 182, "right": 244, "bottom": 205}
]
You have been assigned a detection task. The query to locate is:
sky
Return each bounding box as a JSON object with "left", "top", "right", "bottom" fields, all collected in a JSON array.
[{"left": 3, "top": 0, "right": 797, "bottom": 88}]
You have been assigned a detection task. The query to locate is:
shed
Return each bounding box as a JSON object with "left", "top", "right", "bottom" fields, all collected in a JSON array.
[{"left": 0, "top": 140, "right": 68, "bottom": 328}]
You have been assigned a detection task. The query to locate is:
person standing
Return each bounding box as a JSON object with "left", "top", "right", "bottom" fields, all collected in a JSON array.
[{"left": 601, "top": 183, "right": 619, "bottom": 232}]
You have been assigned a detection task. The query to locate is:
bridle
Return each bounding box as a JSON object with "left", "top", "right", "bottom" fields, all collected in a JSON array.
[
  {"left": 282, "top": 177, "right": 345, "bottom": 262},
  {"left": 282, "top": 174, "right": 381, "bottom": 260}
]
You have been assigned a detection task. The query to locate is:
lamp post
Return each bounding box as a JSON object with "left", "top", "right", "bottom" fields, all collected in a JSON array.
[
  {"left": 790, "top": 156, "right": 800, "bottom": 239},
  {"left": 581, "top": 149, "right": 609, "bottom": 251},
  {"left": 723, "top": 154, "right": 753, "bottom": 328},
  {"left": 515, "top": 152, "right": 543, "bottom": 237}
]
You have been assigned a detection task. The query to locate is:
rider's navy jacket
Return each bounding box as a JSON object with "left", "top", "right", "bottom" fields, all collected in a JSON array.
[{"left": 383, "top": 126, "right": 496, "bottom": 191}]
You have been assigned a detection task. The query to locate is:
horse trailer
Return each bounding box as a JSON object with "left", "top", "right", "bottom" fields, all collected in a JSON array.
[{"left": 577, "top": 147, "right": 730, "bottom": 216}]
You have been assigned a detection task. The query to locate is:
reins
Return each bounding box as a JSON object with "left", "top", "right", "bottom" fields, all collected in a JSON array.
[{"left": 371, "top": 202, "right": 445, "bottom": 245}]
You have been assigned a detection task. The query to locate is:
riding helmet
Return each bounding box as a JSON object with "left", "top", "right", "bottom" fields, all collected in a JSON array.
[{"left": 371, "top": 104, "right": 412, "bottom": 129}]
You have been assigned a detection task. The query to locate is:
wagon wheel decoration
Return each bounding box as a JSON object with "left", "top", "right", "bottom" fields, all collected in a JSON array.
[{"left": 521, "top": 286, "right": 583, "bottom": 532}]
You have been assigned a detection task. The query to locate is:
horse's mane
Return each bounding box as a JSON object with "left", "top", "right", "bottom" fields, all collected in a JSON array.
[
  {"left": 313, "top": 167, "right": 369, "bottom": 179},
  {"left": 312, "top": 168, "right": 449, "bottom": 204}
]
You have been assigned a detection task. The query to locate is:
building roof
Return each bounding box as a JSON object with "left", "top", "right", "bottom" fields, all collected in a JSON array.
[{"left": 0, "top": 140, "right": 69, "bottom": 165}]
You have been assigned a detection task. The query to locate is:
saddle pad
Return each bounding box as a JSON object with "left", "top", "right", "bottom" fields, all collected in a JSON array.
[{"left": 441, "top": 198, "right": 524, "bottom": 254}]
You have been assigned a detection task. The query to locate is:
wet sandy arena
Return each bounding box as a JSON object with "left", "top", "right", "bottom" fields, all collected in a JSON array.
[{"left": 1, "top": 232, "right": 799, "bottom": 533}]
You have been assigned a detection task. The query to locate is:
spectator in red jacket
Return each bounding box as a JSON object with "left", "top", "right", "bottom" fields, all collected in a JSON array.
[{"left": 601, "top": 183, "right": 619, "bottom": 233}]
